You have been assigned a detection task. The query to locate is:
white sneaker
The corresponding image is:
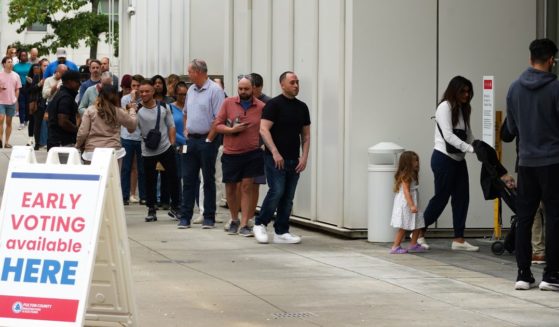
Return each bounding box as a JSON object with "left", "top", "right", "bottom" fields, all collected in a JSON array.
[
  {"left": 223, "top": 218, "right": 232, "bottom": 231},
  {"left": 18, "top": 123, "right": 24, "bottom": 130},
  {"left": 27, "top": 137, "right": 34, "bottom": 146},
  {"left": 253, "top": 225, "right": 269, "bottom": 244},
  {"left": 129, "top": 195, "right": 139, "bottom": 203},
  {"left": 273, "top": 232, "right": 301, "bottom": 244},
  {"left": 192, "top": 215, "right": 203, "bottom": 224},
  {"left": 451, "top": 241, "right": 479, "bottom": 252},
  {"left": 417, "top": 237, "right": 430, "bottom": 250}
]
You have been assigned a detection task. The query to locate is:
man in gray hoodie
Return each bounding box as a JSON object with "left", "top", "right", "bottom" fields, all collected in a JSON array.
[{"left": 507, "top": 38, "right": 559, "bottom": 291}]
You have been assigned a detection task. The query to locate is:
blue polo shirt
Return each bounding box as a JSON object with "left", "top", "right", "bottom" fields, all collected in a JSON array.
[{"left": 183, "top": 79, "right": 225, "bottom": 135}]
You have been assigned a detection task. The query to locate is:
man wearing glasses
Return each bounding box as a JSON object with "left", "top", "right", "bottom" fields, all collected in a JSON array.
[
  {"left": 214, "top": 75, "right": 265, "bottom": 236},
  {"left": 178, "top": 59, "right": 225, "bottom": 229},
  {"left": 253, "top": 71, "right": 311, "bottom": 244}
]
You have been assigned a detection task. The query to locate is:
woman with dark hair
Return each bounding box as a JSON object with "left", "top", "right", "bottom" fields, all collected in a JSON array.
[
  {"left": 420, "top": 75, "right": 479, "bottom": 252},
  {"left": 76, "top": 84, "right": 137, "bottom": 166},
  {"left": 151, "top": 75, "right": 174, "bottom": 104},
  {"left": 25, "top": 63, "right": 42, "bottom": 146}
]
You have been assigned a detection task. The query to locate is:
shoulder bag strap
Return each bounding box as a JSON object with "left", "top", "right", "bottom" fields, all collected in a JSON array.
[{"left": 155, "top": 101, "right": 161, "bottom": 130}]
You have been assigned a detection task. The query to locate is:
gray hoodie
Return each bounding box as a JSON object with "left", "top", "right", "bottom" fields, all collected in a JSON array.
[{"left": 506, "top": 67, "right": 559, "bottom": 167}]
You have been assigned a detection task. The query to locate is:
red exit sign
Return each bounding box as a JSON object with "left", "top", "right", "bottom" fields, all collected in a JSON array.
[{"left": 484, "top": 79, "right": 493, "bottom": 90}]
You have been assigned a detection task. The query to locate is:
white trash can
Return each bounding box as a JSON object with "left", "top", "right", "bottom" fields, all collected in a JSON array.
[{"left": 368, "top": 142, "right": 404, "bottom": 242}]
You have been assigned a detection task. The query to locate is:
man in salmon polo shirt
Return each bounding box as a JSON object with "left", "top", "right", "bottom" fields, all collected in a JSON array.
[{"left": 214, "top": 75, "right": 265, "bottom": 237}]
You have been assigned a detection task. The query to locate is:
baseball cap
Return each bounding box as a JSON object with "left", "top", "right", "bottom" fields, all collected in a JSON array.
[
  {"left": 120, "top": 74, "right": 132, "bottom": 88},
  {"left": 56, "top": 48, "right": 68, "bottom": 58}
]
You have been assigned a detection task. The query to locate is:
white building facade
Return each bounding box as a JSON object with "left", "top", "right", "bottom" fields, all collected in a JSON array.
[{"left": 0, "top": 0, "right": 117, "bottom": 69}]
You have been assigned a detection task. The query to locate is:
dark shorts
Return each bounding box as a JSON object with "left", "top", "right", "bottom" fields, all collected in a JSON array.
[
  {"left": 253, "top": 173, "right": 266, "bottom": 185},
  {"left": 221, "top": 149, "right": 264, "bottom": 183}
]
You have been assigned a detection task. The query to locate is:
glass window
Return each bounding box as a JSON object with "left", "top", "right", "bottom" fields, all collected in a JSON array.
[
  {"left": 98, "top": 0, "right": 119, "bottom": 23},
  {"left": 27, "top": 22, "right": 47, "bottom": 32}
]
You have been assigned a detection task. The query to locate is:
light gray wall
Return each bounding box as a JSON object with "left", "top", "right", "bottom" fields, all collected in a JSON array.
[{"left": 120, "top": 0, "right": 225, "bottom": 77}]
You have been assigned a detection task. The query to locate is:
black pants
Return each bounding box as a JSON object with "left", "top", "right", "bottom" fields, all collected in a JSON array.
[
  {"left": 423, "top": 150, "right": 469, "bottom": 238},
  {"left": 33, "top": 106, "right": 45, "bottom": 147},
  {"left": 143, "top": 146, "right": 180, "bottom": 210},
  {"left": 516, "top": 164, "right": 559, "bottom": 276}
]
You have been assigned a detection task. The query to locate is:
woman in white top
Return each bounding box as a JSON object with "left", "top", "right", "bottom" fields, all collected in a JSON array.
[{"left": 420, "top": 76, "right": 479, "bottom": 252}]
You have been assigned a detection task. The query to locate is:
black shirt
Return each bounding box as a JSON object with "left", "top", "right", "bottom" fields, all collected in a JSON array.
[
  {"left": 47, "top": 86, "right": 78, "bottom": 146},
  {"left": 262, "top": 94, "right": 311, "bottom": 160}
]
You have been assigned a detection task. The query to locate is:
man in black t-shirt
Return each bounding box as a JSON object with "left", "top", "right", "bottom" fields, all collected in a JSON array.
[
  {"left": 47, "top": 70, "right": 80, "bottom": 150},
  {"left": 254, "top": 71, "right": 311, "bottom": 244}
]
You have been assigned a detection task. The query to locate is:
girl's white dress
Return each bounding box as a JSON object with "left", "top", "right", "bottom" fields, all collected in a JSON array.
[{"left": 390, "top": 181, "right": 425, "bottom": 230}]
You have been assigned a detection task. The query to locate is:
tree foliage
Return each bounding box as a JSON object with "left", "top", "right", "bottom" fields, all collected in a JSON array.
[{"left": 8, "top": 0, "right": 118, "bottom": 58}]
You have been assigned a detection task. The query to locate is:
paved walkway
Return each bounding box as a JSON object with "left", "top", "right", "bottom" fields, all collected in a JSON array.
[{"left": 1, "top": 124, "right": 559, "bottom": 326}]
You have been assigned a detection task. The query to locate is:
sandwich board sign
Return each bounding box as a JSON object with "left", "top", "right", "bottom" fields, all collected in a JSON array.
[
  {"left": 0, "top": 147, "right": 136, "bottom": 327},
  {"left": 482, "top": 76, "right": 495, "bottom": 148}
]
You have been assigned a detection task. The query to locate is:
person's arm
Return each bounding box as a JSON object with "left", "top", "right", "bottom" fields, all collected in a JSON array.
[
  {"left": 500, "top": 117, "right": 515, "bottom": 143},
  {"left": 260, "top": 118, "right": 284, "bottom": 169},
  {"left": 402, "top": 181, "right": 418, "bottom": 213},
  {"left": 78, "top": 89, "right": 90, "bottom": 116},
  {"left": 207, "top": 87, "right": 226, "bottom": 142},
  {"left": 42, "top": 78, "right": 52, "bottom": 99},
  {"left": 75, "top": 109, "right": 91, "bottom": 150},
  {"left": 57, "top": 97, "right": 78, "bottom": 133},
  {"left": 168, "top": 127, "right": 176, "bottom": 145},
  {"left": 295, "top": 125, "right": 311, "bottom": 173},
  {"left": 164, "top": 107, "right": 176, "bottom": 144},
  {"left": 436, "top": 102, "right": 474, "bottom": 153},
  {"left": 117, "top": 107, "right": 137, "bottom": 133}
]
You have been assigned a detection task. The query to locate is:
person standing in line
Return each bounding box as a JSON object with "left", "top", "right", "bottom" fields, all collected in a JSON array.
[
  {"left": 253, "top": 71, "right": 311, "bottom": 244},
  {"left": 178, "top": 59, "right": 225, "bottom": 229},
  {"left": 507, "top": 38, "right": 559, "bottom": 291},
  {"left": 215, "top": 75, "right": 265, "bottom": 236},
  {"left": 13, "top": 50, "right": 32, "bottom": 131},
  {"left": 78, "top": 59, "right": 102, "bottom": 104},
  {"left": 43, "top": 48, "right": 78, "bottom": 79},
  {"left": 79, "top": 72, "right": 114, "bottom": 116},
  {"left": 0, "top": 56, "right": 22, "bottom": 148},
  {"left": 29, "top": 48, "right": 40, "bottom": 64},
  {"left": 100, "top": 57, "right": 119, "bottom": 91},
  {"left": 46, "top": 70, "right": 81, "bottom": 150},
  {"left": 136, "top": 80, "right": 180, "bottom": 222},
  {"left": 121, "top": 74, "right": 146, "bottom": 205}
]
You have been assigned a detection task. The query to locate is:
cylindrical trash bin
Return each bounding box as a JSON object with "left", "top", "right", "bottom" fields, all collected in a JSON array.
[{"left": 368, "top": 142, "right": 404, "bottom": 242}]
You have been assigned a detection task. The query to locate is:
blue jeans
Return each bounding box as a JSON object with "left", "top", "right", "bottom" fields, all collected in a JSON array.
[
  {"left": 121, "top": 138, "right": 146, "bottom": 201},
  {"left": 181, "top": 138, "right": 218, "bottom": 224},
  {"left": 256, "top": 154, "right": 300, "bottom": 235},
  {"left": 17, "top": 91, "right": 28, "bottom": 123},
  {"left": 423, "top": 150, "right": 469, "bottom": 238}
]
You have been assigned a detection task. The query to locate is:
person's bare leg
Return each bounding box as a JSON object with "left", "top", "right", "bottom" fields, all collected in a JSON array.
[
  {"left": 5, "top": 116, "right": 13, "bottom": 145},
  {"left": 410, "top": 229, "right": 420, "bottom": 246},
  {"left": 240, "top": 178, "right": 253, "bottom": 227},
  {"left": 392, "top": 229, "right": 406, "bottom": 249},
  {"left": 225, "top": 183, "right": 240, "bottom": 221},
  {"left": 0, "top": 115, "right": 5, "bottom": 145}
]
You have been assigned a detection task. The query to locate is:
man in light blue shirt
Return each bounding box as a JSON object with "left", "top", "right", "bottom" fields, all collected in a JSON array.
[{"left": 178, "top": 59, "right": 225, "bottom": 229}]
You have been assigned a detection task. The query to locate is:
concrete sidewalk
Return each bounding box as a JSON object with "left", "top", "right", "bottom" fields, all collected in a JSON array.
[{"left": 1, "top": 125, "right": 559, "bottom": 326}]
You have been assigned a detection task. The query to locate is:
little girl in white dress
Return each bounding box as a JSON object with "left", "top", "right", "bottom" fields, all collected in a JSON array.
[{"left": 390, "top": 151, "right": 425, "bottom": 254}]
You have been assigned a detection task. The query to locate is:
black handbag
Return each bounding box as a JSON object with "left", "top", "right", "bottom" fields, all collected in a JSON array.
[
  {"left": 144, "top": 102, "right": 162, "bottom": 150},
  {"left": 436, "top": 122, "right": 468, "bottom": 154}
]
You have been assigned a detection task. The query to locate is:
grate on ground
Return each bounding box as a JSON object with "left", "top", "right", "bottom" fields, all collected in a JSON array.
[{"left": 272, "top": 312, "right": 316, "bottom": 319}]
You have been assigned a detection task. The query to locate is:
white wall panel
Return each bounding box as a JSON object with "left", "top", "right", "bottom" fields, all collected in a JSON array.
[
  {"left": 292, "top": 0, "right": 319, "bottom": 220},
  {"left": 271, "top": 0, "right": 294, "bottom": 92},
  {"left": 251, "top": 0, "right": 273, "bottom": 97},
  {"left": 345, "top": 0, "right": 437, "bottom": 229},
  {"left": 232, "top": 0, "right": 253, "bottom": 78},
  {"left": 438, "top": 0, "right": 536, "bottom": 228},
  {"left": 315, "top": 0, "right": 345, "bottom": 226},
  {"left": 189, "top": 0, "right": 226, "bottom": 75}
]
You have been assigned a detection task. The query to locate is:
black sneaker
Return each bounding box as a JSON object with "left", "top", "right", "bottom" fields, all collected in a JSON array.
[
  {"left": 540, "top": 271, "right": 559, "bottom": 291},
  {"left": 515, "top": 269, "right": 536, "bottom": 290},
  {"left": 228, "top": 219, "right": 240, "bottom": 235},
  {"left": 168, "top": 207, "right": 179, "bottom": 221},
  {"left": 140, "top": 199, "right": 147, "bottom": 205},
  {"left": 145, "top": 208, "right": 157, "bottom": 222},
  {"left": 123, "top": 200, "right": 130, "bottom": 206},
  {"left": 238, "top": 226, "right": 254, "bottom": 237},
  {"left": 177, "top": 219, "right": 191, "bottom": 229}
]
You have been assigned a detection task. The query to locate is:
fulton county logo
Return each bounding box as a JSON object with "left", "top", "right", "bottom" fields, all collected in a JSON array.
[{"left": 12, "top": 301, "right": 23, "bottom": 314}]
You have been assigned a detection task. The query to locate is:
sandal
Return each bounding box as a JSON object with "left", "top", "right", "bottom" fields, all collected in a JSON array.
[
  {"left": 390, "top": 246, "right": 408, "bottom": 254},
  {"left": 407, "top": 244, "right": 426, "bottom": 253}
]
